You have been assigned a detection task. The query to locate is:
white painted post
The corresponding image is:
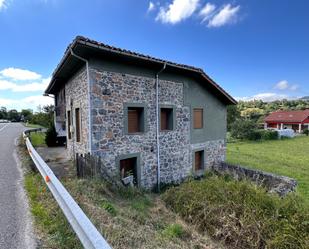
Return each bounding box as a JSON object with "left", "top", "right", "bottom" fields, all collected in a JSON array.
[
  {"left": 299, "top": 124, "right": 302, "bottom": 133},
  {"left": 277, "top": 123, "right": 280, "bottom": 129},
  {"left": 264, "top": 123, "right": 268, "bottom": 129},
  {"left": 280, "top": 123, "right": 283, "bottom": 130}
]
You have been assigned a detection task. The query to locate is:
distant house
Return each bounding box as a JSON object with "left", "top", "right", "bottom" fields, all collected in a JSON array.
[
  {"left": 264, "top": 110, "right": 309, "bottom": 133},
  {"left": 44, "top": 36, "right": 236, "bottom": 189}
]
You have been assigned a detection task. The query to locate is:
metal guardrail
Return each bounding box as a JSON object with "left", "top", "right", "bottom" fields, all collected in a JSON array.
[{"left": 23, "top": 129, "right": 112, "bottom": 249}]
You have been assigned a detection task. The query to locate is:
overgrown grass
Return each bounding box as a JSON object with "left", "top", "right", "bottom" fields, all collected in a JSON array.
[
  {"left": 19, "top": 137, "right": 221, "bottom": 249},
  {"left": 226, "top": 136, "right": 309, "bottom": 203},
  {"left": 30, "top": 132, "right": 46, "bottom": 147},
  {"left": 163, "top": 175, "right": 309, "bottom": 249}
]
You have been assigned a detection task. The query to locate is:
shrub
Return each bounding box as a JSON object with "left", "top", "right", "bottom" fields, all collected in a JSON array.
[
  {"left": 260, "top": 130, "right": 278, "bottom": 140},
  {"left": 247, "top": 130, "right": 262, "bottom": 141},
  {"left": 45, "top": 123, "right": 58, "bottom": 147},
  {"left": 230, "top": 119, "right": 257, "bottom": 140},
  {"left": 162, "top": 176, "right": 309, "bottom": 249},
  {"left": 303, "top": 128, "right": 309, "bottom": 136}
]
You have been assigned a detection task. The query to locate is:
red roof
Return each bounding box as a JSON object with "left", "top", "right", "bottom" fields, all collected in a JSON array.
[{"left": 265, "top": 110, "right": 309, "bottom": 123}]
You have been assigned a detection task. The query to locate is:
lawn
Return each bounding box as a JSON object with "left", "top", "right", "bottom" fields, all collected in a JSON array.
[
  {"left": 23, "top": 122, "right": 45, "bottom": 129},
  {"left": 30, "top": 132, "right": 46, "bottom": 147},
  {"left": 226, "top": 136, "right": 309, "bottom": 202}
]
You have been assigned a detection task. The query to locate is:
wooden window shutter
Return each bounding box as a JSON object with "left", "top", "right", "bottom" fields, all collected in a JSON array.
[
  {"left": 193, "top": 108, "right": 203, "bottom": 129},
  {"left": 67, "top": 110, "right": 71, "bottom": 139},
  {"left": 128, "top": 109, "right": 140, "bottom": 133},
  {"left": 75, "top": 108, "right": 81, "bottom": 142},
  {"left": 161, "top": 109, "right": 168, "bottom": 130},
  {"left": 195, "top": 151, "right": 203, "bottom": 171}
]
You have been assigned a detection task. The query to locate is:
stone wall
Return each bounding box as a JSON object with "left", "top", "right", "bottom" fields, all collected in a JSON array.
[
  {"left": 87, "top": 67, "right": 227, "bottom": 189},
  {"left": 213, "top": 162, "right": 297, "bottom": 196},
  {"left": 65, "top": 66, "right": 89, "bottom": 158}
]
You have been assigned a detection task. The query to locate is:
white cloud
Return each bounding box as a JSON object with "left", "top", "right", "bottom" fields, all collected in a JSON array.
[
  {"left": 0, "top": 0, "right": 7, "bottom": 10},
  {"left": 148, "top": 1, "right": 155, "bottom": 12},
  {"left": 199, "top": 3, "right": 216, "bottom": 22},
  {"left": 236, "top": 92, "right": 293, "bottom": 102},
  {"left": 274, "top": 80, "right": 299, "bottom": 91},
  {"left": 207, "top": 4, "right": 240, "bottom": 28},
  {"left": 274, "top": 80, "right": 288, "bottom": 90},
  {"left": 290, "top": 84, "right": 299, "bottom": 91},
  {"left": 0, "top": 67, "right": 42, "bottom": 81},
  {"left": 0, "top": 77, "right": 50, "bottom": 92},
  {"left": 0, "top": 95, "right": 54, "bottom": 111},
  {"left": 156, "top": 0, "right": 200, "bottom": 24}
]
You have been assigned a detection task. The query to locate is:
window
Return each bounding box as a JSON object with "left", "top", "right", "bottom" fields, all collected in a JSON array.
[
  {"left": 194, "top": 150, "right": 204, "bottom": 171},
  {"left": 193, "top": 108, "right": 203, "bottom": 129},
  {"left": 75, "top": 108, "right": 81, "bottom": 142},
  {"left": 125, "top": 104, "right": 146, "bottom": 134},
  {"left": 120, "top": 157, "right": 137, "bottom": 185},
  {"left": 160, "top": 108, "right": 174, "bottom": 131},
  {"left": 67, "top": 110, "right": 71, "bottom": 139}
]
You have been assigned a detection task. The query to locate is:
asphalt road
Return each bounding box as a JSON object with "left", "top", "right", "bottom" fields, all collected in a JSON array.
[{"left": 0, "top": 123, "right": 35, "bottom": 249}]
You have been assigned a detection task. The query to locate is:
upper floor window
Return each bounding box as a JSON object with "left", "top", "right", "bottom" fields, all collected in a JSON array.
[
  {"left": 127, "top": 106, "right": 145, "bottom": 134},
  {"left": 193, "top": 108, "right": 203, "bottom": 129},
  {"left": 160, "top": 107, "right": 174, "bottom": 131}
]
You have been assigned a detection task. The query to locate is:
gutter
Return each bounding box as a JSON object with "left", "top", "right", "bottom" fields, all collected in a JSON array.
[
  {"left": 70, "top": 48, "right": 93, "bottom": 154},
  {"left": 155, "top": 62, "right": 167, "bottom": 192}
]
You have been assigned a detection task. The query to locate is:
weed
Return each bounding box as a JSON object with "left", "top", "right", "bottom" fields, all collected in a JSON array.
[{"left": 161, "top": 224, "right": 185, "bottom": 239}]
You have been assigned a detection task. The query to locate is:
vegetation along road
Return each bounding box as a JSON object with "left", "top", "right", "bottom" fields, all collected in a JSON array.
[
  {"left": 0, "top": 123, "right": 35, "bottom": 249},
  {"left": 227, "top": 136, "right": 309, "bottom": 203}
]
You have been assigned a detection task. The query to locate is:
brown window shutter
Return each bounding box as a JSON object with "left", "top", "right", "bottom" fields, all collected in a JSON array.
[
  {"left": 67, "top": 110, "right": 71, "bottom": 139},
  {"left": 194, "top": 108, "right": 203, "bottom": 129},
  {"left": 75, "top": 108, "right": 81, "bottom": 142},
  {"left": 195, "top": 151, "right": 203, "bottom": 171},
  {"left": 128, "top": 109, "right": 139, "bottom": 133},
  {"left": 161, "top": 109, "right": 168, "bottom": 130}
]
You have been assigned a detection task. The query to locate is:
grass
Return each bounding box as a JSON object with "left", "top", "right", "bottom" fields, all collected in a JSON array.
[
  {"left": 23, "top": 122, "right": 45, "bottom": 128},
  {"left": 30, "top": 132, "right": 46, "bottom": 147},
  {"left": 226, "top": 136, "right": 309, "bottom": 203},
  {"left": 18, "top": 137, "right": 221, "bottom": 249},
  {"left": 163, "top": 175, "right": 309, "bottom": 249}
]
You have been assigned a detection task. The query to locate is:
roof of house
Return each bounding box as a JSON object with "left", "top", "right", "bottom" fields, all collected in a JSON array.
[
  {"left": 265, "top": 110, "right": 309, "bottom": 123},
  {"left": 45, "top": 36, "right": 237, "bottom": 105}
]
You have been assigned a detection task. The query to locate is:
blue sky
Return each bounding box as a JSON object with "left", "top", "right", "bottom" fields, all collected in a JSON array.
[{"left": 0, "top": 0, "right": 308, "bottom": 111}]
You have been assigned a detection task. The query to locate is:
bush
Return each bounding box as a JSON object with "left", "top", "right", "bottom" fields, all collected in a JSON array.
[
  {"left": 260, "top": 130, "right": 278, "bottom": 140},
  {"left": 303, "top": 128, "right": 309, "bottom": 136},
  {"left": 230, "top": 119, "right": 257, "bottom": 140},
  {"left": 163, "top": 176, "right": 309, "bottom": 249},
  {"left": 45, "top": 123, "right": 58, "bottom": 147}
]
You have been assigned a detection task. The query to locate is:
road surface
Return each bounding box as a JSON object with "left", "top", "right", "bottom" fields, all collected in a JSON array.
[{"left": 0, "top": 123, "right": 35, "bottom": 249}]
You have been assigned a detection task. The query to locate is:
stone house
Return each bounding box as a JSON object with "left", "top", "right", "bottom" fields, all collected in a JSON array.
[{"left": 45, "top": 36, "right": 236, "bottom": 189}]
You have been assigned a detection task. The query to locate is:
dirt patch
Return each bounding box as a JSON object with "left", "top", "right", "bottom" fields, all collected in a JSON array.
[{"left": 35, "top": 146, "right": 75, "bottom": 179}]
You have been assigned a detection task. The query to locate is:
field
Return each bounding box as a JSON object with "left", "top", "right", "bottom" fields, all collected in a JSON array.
[
  {"left": 29, "top": 132, "right": 46, "bottom": 147},
  {"left": 226, "top": 136, "right": 309, "bottom": 203}
]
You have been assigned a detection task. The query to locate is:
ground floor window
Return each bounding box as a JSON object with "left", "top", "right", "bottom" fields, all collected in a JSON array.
[
  {"left": 120, "top": 157, "right": 138, "bottom": 185},
  {"left": 194, "top": 150, "right": 204, "bottom": 171}
]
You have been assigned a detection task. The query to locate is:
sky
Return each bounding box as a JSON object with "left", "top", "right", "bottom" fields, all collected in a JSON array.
[{"left": 0, "top": 0, "right": 308, "bottom": 111}]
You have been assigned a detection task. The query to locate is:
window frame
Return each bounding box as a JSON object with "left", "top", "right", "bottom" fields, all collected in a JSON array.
[
  {"left": 75, "top": 108, "right": 81, "bottom": 143},
  {"left": 116, "top": 153, "right": 141, "bottom": 187},
  {"left": 160, "top": 105, "right": 176, "bottom": 132},
  {"left": 193, "top": 107, "right": 204, "bottom": 129},
  {"left": 123, "top": 103, "right": 147, "bottom": 135},
  {"left": 192, "top": 148, "right": 205, "bottom": 174},
  {"left": 67, "top": 110, "right": 72, "bottom": 140}
]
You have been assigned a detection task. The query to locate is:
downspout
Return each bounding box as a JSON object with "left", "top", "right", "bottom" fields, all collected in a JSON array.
[
  {"left": 70, "top": 48, "right": 92, "bottom": 154},
  {"left": 156, "top": 62, "right": 167, "bottom": 192}
]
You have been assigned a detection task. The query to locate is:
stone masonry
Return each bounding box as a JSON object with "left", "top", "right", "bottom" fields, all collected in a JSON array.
[
  {"left": 87, "top": 68, "right": 226, "bottom": 189},
  {"left": 65, "top": 66, "right": 90, "bottom": 158}
]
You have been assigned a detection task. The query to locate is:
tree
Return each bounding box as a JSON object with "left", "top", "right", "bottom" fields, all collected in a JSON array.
[
  {"left": 0, "top": 107, "right": 7, "bottom": 120},
  {"left": 230, "top": 119, "right": 257, "bottom": 140},
  {"left": 20, "top": 109, "right": 33, "bottom": 122},
  {"left": 7, "top": 109, "right": 20, "bottom": 122},
  {"left": 227, "top": 105, "right": 240, "bottom": 131}
]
